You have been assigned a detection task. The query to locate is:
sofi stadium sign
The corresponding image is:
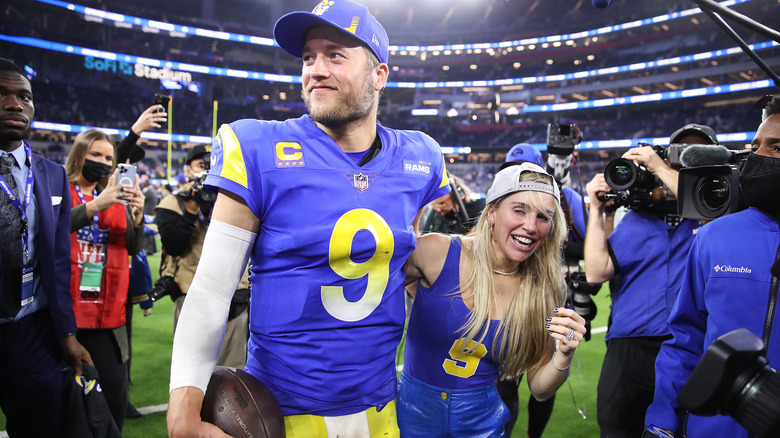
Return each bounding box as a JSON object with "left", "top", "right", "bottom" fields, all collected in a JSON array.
[{"left": 84, "top": 56, "right": 192, "bottom": 82}]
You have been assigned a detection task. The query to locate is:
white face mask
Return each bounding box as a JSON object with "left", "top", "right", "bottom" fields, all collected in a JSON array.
[{"left": 546, "top": 154, "right": 573, "bottom": 187}]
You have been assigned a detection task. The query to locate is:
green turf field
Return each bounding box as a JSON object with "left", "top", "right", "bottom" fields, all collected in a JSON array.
[{"left": 1, "top": 251, "right": 613, "bottom": 437}]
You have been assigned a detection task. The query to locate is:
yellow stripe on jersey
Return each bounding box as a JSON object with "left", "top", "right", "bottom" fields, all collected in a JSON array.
[
  {"left": 217, "top": 124, "right": 249, "bottom": 189},
  {"left": 366, "top": 400, "right": 400, "bottom": 437},
  {"left": 440, "top": 163, "right": 450, "bottom": 188},
  {"left": 283, "top": 401, "right": 399, "bottom": 438}
]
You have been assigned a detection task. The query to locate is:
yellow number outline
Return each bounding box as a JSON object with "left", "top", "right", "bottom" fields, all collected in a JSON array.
[{"left": 321, "top": 209, "right": 395, "bottom": 322}]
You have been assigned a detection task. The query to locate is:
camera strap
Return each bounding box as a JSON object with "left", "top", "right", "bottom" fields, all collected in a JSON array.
[
  {"left": 561, "top": 190, "right": 585, "bottom": 242},
  {"left": 761, "top": 243, "right": 780, "bottom": 352}
]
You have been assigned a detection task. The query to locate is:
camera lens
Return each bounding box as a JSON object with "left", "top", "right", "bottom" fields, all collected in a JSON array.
[
  {"left": 605, "top": 158, "right": 652, "bottom": 192},
  {"left": 699, "top": 176, "right": 729, "bottom": 211},
  {"left": 611, "top": 164, "right": 633, "bottom": 186}
]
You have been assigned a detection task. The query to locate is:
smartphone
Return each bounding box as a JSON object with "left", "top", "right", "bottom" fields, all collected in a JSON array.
[
  {"left": 117, "top": 163, "right": 137, "bottom": 189},
  {"left": 153, "top": 94, "right": 170, "bottom": 114}
]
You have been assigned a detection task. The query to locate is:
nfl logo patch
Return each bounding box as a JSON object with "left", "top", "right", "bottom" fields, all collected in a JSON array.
[{"left": 354, "top": 173, "right": 369, "bottom": 191}]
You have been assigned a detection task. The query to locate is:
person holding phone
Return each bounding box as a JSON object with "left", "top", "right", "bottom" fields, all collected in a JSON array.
[
  {"left": 115, "top": 102, "right": 168, "bottom": 165},
  {"left": 63, "top": 128, "right": 145, "bottom": 432}
]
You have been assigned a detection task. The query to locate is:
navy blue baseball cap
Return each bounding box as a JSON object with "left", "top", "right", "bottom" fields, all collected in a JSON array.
[
  {"left": 274, "top": 0, "right": 389, "bottom": 65},
  {"left": 504, "top": 143, "right": 544, "bottom": 167}
]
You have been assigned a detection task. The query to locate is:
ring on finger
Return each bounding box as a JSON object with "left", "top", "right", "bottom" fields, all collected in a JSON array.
[{"left": 565, "top": 328, "right": 575, "bottom": 341}]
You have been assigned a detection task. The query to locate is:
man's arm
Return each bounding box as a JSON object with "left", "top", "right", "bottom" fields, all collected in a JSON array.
[
  {"left": 156, "top": 204, "right": 198, "bottom": 256},
  {"left": 584, "top": 173, "right": 615, "bottom": 283},
  {"left": 167, "top": 190, "right": 258, "bottom": 438},
  {"left": 51, "top": 165, "right": 93, "bottom": 373}
]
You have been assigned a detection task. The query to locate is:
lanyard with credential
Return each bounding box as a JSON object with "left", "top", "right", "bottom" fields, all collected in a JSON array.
[
  {"left": 73, "top": 182, "right": 105, "bottom": 295},
  {"left": 73, "top": 183, "right": 100, "bottom": 244},
  {"left": 0, "top": 144, "right": 35, "bottom": 306}
]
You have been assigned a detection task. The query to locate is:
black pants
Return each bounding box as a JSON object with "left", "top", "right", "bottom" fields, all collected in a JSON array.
[
  {"left": 597, "top": 337, "right": 667, "bottom": 438},
  {"left": 497, "top": 376, "right": 555, "bottom": 438},
  {"left": 77, "top": 328, "right": 129, "bottom": 432},
  {"left": 0, "top": 310, "right": 65, "bottom": 438}
]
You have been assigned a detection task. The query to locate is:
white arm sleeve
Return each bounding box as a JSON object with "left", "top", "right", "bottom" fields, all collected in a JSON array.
[{"left": 169, "top": 219, "right": 256, "bottom": 393}]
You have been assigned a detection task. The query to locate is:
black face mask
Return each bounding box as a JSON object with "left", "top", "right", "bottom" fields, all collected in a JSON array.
[
  {"left": 81, "top": 159, "right": 113, "bottom": 183},
  {"left": 739, "top": 153, "right": 780, "bottom": 223}
]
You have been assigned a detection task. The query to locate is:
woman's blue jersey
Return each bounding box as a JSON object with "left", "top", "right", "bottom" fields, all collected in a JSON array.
[{"left": 404, "top": 237, "right": 502, "bottom": 389}]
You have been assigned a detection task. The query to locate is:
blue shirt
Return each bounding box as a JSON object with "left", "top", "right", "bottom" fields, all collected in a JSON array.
[
  {"left": 0, "top": 141, "right": 44, "bottom": 323},
  {"left": 205, "top": 115, "right": 450, "bottom": 416},
  {"left": 606, "top": 210, "right": 700, "bottom": 340}
]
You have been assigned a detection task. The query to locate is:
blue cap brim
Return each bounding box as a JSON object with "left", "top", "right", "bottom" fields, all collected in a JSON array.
[{"left": 274, "top": 11, "right": 337, "bottom": 59}]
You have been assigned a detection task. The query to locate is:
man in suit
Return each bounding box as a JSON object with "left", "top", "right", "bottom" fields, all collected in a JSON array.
[{"left": 0, "top": 57, "right": 92, "bottom": 437}]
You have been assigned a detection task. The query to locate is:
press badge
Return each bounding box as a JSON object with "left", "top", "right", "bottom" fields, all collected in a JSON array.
[
  {"left": 20, "top": 264, "right": 34, "bottom": 307},
  {"left": 79, "top": 262, "right": 104, "bottom": 300}
]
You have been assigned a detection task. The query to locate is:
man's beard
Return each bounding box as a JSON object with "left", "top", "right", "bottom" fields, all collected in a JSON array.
[{"left": 303, "top": 72, "right": 376, "bottom": 127}]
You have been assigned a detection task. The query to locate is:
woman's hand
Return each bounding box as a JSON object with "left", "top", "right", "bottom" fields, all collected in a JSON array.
[
  {"left": 90, "top": 168, "right": 125, "bottom": 212},
  {"left": 126, "top": 175, "right": 146, "bottom": 226},
  {"left": 131, "top": 104, "right": 167, "bottom": 136},
  {"left": 546, "top": 307, "right": 586, "bottom": 355}
]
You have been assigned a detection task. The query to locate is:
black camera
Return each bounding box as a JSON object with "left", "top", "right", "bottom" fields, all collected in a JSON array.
[
  {"left": 147, "top": 275, "right": 183, "bottom": 302},
  {"left": 178, "top": 152, "right": 216, "bottom": 205},
  {"left": 677, "top": 328, "right": 780, "bottom": 437},
  {"left": 677, "top": 148, "right": 749, "bottom": 221},
  {"left": 547, "top": 122, "right": 582, "bottom": 156},
  {"left": 602, "top": 144, "right": 686, "bottom": 211},
  {"left": 565, "top": 272, "right": 601, "bottom": 341},
  {"left": 603, "top": 158, "right": 660, "bottom": 210}
]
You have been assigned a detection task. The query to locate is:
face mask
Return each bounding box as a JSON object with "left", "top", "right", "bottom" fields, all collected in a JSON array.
[
  {"left": 739, "top": 153, "right": 780, "bottom": 223},
  {"left": 81, "top": 159, "right": 113, "bottom": 183}
]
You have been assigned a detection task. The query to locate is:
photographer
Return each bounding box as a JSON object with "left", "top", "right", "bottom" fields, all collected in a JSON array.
[
  {"left": 419, "top": 173, "right": 485, "bottom": 235},
  {"left": 154, "top": 145, "right": 250, "bottom": 368},
  {"left": 584, "top": 125, "right": 716, "bottom": 437},
  {"left": 644, "top": 98, "right": 780, "bottom": 438}
]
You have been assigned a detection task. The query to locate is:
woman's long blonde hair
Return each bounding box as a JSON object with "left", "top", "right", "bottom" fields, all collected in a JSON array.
[
  {"left": 459, "top": 170, "right": 567, "bottom": 381},
  {"left": 64, "top": 129, "right": 116, "bottom": 187}
]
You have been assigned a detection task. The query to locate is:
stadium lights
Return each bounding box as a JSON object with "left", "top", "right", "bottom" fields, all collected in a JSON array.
[
  {"left": 4, "top": 33, "right": 774, "bottom": 115},
  {"left": 26, "top": 120, "right": 755, "bottom": 154},
  {"left": 34, "top": 0, "right": 753, "bottom": 55}
]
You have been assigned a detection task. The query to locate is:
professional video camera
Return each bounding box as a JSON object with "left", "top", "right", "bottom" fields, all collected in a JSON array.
[
  {"left": 602, "top": 143, "right": 688, "bottom": 210},
  {"left": 678, "top": 328, "right": 780, "bottom": 438},
  {"left": 547, "top": 122, "right": 582, "bottom": 155},
  {"left": 676, "top": 145, "right": 749, "bottom": 221}
]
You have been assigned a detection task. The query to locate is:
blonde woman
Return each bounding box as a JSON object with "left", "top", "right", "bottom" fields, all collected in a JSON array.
[{"left": 398, "top": 163, "right": 586, "bottom": 436}]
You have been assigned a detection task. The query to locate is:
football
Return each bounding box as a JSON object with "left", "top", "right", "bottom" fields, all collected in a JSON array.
[{"left": 201, "top": 366, "right": 286, "bottom": 438}]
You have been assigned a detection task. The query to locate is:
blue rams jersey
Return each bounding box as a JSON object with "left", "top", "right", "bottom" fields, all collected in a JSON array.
[
  {"left": 204, "top": 115, "right": 450, "bottom": 416},
  {"left": 404, "top": 237, "right": 502, "bottom": 389}
]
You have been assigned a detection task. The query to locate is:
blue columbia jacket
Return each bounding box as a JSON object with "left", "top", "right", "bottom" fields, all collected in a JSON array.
[{"left": 646, "top": 207, "right": 780, "bottom": 437}]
